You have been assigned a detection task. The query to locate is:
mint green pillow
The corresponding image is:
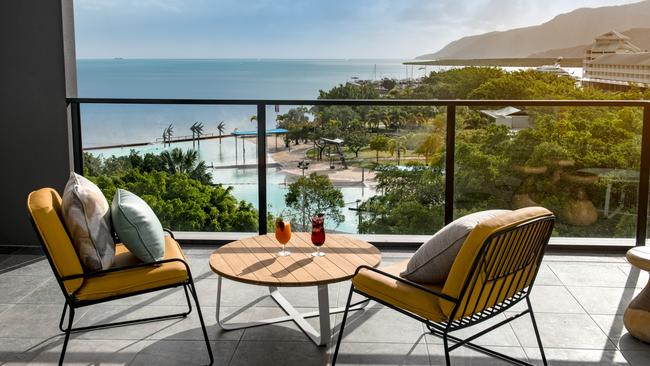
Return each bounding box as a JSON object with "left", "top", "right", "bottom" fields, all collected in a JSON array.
[{"left": 111, "top": 189, "right": 165, "bottom": 263}]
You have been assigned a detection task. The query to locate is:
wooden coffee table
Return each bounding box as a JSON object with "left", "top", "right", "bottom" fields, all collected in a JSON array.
[{"left": 209, "top": 232, "right": 381, "bottom": 345}]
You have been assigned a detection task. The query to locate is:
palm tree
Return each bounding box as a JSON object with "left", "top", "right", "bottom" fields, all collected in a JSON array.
[
  {"left": 415, "top": 132, "right": 444, "bottom": 164},
  {"left": 159, "top": 148, "right": 211, "bottom": 184},
  {"left": 388, "top": 135, "right": 408, "bottom": 165},
  {"left": 162, "top": 124, "right": 174, "bottom": 147},
  {"left": 194, "top": 122, "right": 204, "bottom": 147},
  {"left": 217, "top": 121, "right": 226, "bottom": 143},
  {"left": 190, "top": 122, "right": 198, "bottom": 148}
]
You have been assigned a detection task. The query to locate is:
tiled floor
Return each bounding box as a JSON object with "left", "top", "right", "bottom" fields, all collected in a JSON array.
[{"left": 0, "top": 245, "right": 649, "bottom": 365}]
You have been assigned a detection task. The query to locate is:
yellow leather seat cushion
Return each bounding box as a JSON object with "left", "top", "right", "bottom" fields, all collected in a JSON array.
[
  {"left": 352, "top": 260, "right": 448, "bottom": 322},
  {"left": 74, "top": 236, "right": 189, "bottom": 301}
]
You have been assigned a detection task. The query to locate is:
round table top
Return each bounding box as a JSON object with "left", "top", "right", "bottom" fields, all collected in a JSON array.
[
  {"left": 627, "top": 246, "right": 650, "bottom": 270},
  {"left": 209, "top": 232, "right": 382, "bottom": 287}
]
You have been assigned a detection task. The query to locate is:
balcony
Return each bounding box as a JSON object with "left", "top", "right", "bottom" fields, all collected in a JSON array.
[
  {"left": 4, "top": 2, "right": 650, "bottom": 365},
  {"left": 5, "top": 97, "right": 650, "bottom": 365},
  {"left": 1, "top": 243, "right": 649, "bottom": 365}
]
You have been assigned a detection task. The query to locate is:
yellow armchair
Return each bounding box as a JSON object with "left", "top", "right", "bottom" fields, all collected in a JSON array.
[
  {"left": 27, "top": 188, "right": 213, "bottom": 366},
  {"left": 333, "top": 207, "right": 555, "bottom": 366}
]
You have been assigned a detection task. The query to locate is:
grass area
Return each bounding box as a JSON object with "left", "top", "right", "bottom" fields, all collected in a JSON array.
[{"left": 403, "top": 58, "right": 583, "bottom": 68}]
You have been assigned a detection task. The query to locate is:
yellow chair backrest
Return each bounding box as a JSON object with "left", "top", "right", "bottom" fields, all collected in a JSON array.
[
  {"left": 27, "top": 188, "right": 84, "bottom": 294},
  {"left": 440, "top": 207, "right": 554, "bottom": 319}
]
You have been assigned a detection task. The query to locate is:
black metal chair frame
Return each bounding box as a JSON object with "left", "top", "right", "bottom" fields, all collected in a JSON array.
[
  {"left": 333, "top": 215, "right": 555, "bottom": 366},
  {"left": 28, "top": 219, "right": 214, "bottom": 366}
]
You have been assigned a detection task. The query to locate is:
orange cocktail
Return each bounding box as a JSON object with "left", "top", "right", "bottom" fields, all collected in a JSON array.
[{"left": 275, "top": 218, "right": 291, "bottom": 257}]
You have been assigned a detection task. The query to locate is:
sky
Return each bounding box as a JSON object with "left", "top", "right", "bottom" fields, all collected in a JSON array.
[{"left": 74, "top": 0, "right": 643, "bottom": 59}]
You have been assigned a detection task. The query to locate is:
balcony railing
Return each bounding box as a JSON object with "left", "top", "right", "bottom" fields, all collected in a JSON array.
[{"left": 66, "top": 98, "right": 650, "bottom": 250}]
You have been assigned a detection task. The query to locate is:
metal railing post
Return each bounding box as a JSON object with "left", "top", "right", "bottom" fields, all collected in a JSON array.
[
  {"left": 70, "top": 101, "right": 83, "bottom": 174},
  {"left": 257, "top": 104, "right": 268, "bottom": 235},
  {"left": 636, "top": 104, "right": 650, "bottom": 246},
  {"left": 445, "top": 105, "right": 456, "bottom": 225}
]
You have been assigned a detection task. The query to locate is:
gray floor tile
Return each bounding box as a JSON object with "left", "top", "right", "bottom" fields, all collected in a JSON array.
[
  {"left": 427, "top": 345, "right": 529, "bottom": 365},
  {"left": 548, "top": 262, "right": 632, "bottom": 287},
  {"left": 0, "top": 304, "right": 87, "bottom": 339},
  {"left": 543, "top": 254, "right": 627, "bottom": 263},
  {"left": 25, "top": 338, "right": 146, "bottom": 365},
  {"left": 72, "top": 305, "right": 192, "bottom": 340},
  {"left": 620, "top": 349, "right": 650, "bottom": 366},
  {"left": 201, "top": 278, "right": 276, "bottom": 307},
  {"left": 590, "top": 314, "right": 650, "bottom": 351},
  {"left": 524, "top": 347, "right": 629, "bottom": 365},
  {"left": 130, "top": 340, "right": 235, "bottom": 366},
  {"left": 146, "top": 305, "right": 244, "bottom": 341},
  {"left": 334, "top": 307, "right": 427, "bottom": 344},
  {"left": 534, "top": 264, "right": 563, "bottom": 286},
  {"left": 0, "top": 258, "right": 52, "bottom": 278},
  {"left": 268, "top": 283, "right": 342, "bottom": 308},
  {"left": 230, "top": 340, "right": 329, "bottom": 366},
  {"left": 508, "top": 312, "right": 615, "bottom": 349},
  {"left": 0, "top": 304, "right": 11, "bottom": 315},
  {"left": 337, "top": 281, "right": 369, "bottom": 307},
  {"left": 568, "top": 286, "right": 641, "bottom": 315},
  {"left": 509, "top": 285, "right": 585, "bottom": 314},
  {"left": 0, "top": 249, "right": 45, "bottom": 275},
  {"left": 0, "top": 337, "right": 51, "bottom": 365},
  {"left": 616, "top": 265, "right": 649, "bottom": 289},
  {"left": 16, "top": 278, "right": 66, "bottom": 305},
  {"left": 425, "top": 313, "right": 521, "bottom": 347},
  {"left": 333, "top": 341, "right": 430, "bottom": 366},
  {"left": 0, "top": 275, "right": 49, "bottom": 304},
  {"left": 240, "top": 306, "right": 333, "bottom": 342}
]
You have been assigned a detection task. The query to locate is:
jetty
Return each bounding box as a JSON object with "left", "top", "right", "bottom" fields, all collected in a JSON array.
[{"left": 83, "top": 128, "right": 288, "bottom": 151}]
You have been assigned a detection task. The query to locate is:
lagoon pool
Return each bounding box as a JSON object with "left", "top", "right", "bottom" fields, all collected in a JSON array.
[{"left": 90, "top": 137, "right": 375, "bottom": 233}]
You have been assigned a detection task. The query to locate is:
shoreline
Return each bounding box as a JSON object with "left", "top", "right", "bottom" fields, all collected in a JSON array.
[{"left": 403, "top": 57, "right": 583, "bottom": 68}]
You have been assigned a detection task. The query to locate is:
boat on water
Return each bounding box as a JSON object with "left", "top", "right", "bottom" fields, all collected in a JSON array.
[{"left": 535, "top": 57, "right": 577, "bottom": 78}]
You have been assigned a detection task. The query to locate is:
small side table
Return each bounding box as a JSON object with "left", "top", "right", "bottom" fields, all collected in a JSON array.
[
  {"left": 209, "top": 233, "right": 381, "bottom": 346},
  {"left": 624, "top": 246, "right": 650, "bottom": 343}
]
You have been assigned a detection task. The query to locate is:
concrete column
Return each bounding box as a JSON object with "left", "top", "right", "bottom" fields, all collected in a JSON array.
[{"left": 0, "top": 0, "right": 77, "bottom": 245}]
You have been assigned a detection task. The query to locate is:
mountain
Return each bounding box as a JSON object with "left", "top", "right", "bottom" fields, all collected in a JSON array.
[
  {"left": 529, "top": 28, "right": 650, "bottom": 58},
  {"left": 416, "top": 0, "right": 650, "bottom": 60}
]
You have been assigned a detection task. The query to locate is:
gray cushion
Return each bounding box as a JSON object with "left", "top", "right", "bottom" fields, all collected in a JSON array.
[
  {"left": 111, "top": 189, "right": 165, "bottom": 263},
  {"left": 61, "top": 172, "right": 115, "bottom": 271},
  {"left": 401, "top": 210, "right": 510, "bottom": 284}
]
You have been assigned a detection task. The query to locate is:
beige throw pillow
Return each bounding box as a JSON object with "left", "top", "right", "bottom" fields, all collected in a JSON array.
[
  {"left": 401, "top": 210, "right": 510, "bottom": 284},
  {"left": 61, "top": 172, "right": 115, "bottom": 271}
]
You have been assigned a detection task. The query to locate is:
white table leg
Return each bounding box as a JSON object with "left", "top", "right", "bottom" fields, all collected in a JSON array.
[
  {"left": 215, "top": 276, "right": 369, "bottom": 346},
  {"left": 317, "top": 284, "right": 331, "bottom": 345}
]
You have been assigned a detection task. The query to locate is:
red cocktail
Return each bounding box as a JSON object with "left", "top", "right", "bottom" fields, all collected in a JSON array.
[{"left": 311, "top": 214, "right": 325, "bottom": 257}]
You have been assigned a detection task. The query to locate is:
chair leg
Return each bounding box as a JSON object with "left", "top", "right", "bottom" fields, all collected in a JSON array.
[
  {"left": 59, "top": 306, "right": 75, "bottom": 366},
  {"left": 443, "top": 333, "right": 451, "bottom": 366},
  {"left": 527, "top": 297, "right": 548, "bottom": 366},
  {"left": 183, "top": 283, "right": 193, "bottom": 317},
  {"left": 332, "top": 284, "right": 354, "bottom": 366},
  {"left": 58, "top": 302, "right": 69, "bottom": 333},
  {"left": 188, "top": 279, "right": 214, "bottom": 366}
]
